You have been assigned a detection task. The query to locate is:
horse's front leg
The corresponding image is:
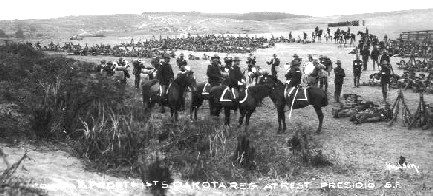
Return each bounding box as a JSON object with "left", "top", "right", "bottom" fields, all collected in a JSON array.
[
  {"left": 314, "top": 106, "right": 324, "bottom": 133},
  {"left": 281, "top": 109, "right": 287, "bottom": 132},
  {"left": 190, "top": 105, "right": 194, "bottom": 120},
  {"left": 245, "top": 108, "right": 255, "bottom": 126},
  {"left": 277, "top": 109, "right": 282, "bottom": 133}
]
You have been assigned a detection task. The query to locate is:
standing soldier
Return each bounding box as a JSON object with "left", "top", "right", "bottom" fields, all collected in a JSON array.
[
  {"left": 380, "top": 60, "right": 394, "bottom": 103},
  {"left": 246, "top": 53, "right": 256, "bottom": 72},
  {"left": 361, "top": 45, "right": 370, "bottom": 71},
  {"left": 176, "top": 53, "right": 188, "bottom": 69},
  {"left": 353, "top": 54, "right": 363, "bottom": 88},
  {"left": 133, "top": 59, "right": 145, "bottom": 89},
  {"left": 246, "top": 53, "right": 256, "bottom": 83},
  {"left": 334, "top": 60, "right": 345, "bottom": 103},
  {"left": 228, "top": 57, "right": 245, "bottom": 100},
  {"left": 150, "top": 55, "right": 161, "bottom": 78},
  {"left": 370, "top": 45, "right": 380, "bottom": 71},
  {"left": 157, "top": 53, "right": 174, "bottom": 113},
  {"left": 267, "top": 54, "right": 280, "bottom": 78},
  {"left": 223, "top": 53, "right": 233, "bottom": 70},
  {"left": 285, "top": 59, "right": 302, "bottom": 97}
]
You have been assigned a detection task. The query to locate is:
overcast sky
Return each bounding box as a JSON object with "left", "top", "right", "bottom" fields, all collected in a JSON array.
[{"left": 2, "top": 0, "right": 433, "bottom": 20}]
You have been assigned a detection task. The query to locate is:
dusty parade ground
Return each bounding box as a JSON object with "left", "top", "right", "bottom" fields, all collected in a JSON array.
[{"left": 2, "top": 41, "right": 433, "bottom": 196}]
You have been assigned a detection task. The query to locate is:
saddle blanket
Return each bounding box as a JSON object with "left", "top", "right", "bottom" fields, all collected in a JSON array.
[
  {"left": 284, "top": 87, "right": 309, "bottom": 105},
  {"left": 202, "top": 83, "right": 212, "bottom": 95},
  {"left": 220, "top": 87, "right": 236, "bottom": 102}
]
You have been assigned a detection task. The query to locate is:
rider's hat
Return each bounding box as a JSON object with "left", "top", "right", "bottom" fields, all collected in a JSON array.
[
  {"left": 336, "top": 60, "right": 342, "bottom": 64},
  {"left": 292, "top": 54, "right": 299, "bottom": 58}
]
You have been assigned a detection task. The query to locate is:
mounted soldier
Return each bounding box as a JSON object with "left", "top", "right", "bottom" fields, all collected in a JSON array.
[
  {"left": 157, "top": 53, "right": 175, "bottom": 113},
  {"left": 228, "top": 57, "right": 245, "bottom": 101},
  {"left": 285, "top": 59, "right": 302, "bottom": 98},
  {"left": 204, "top": 56, "right": 223, "bottom": 94}
]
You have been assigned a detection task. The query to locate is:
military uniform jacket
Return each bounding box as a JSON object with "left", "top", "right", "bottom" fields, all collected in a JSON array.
[
  {"left": 228, "top": 66, "right": 244, "bottom": 88},
  {"left": 285, "top": 67, "right": 302, "bottom": 87},
  {"left": 268, "top": 58, "right": 280, "bottom": 70},
  {"left": 380, "top": 64, "right": 392, "bottom": 77},
  {"left": 157, "top": 62, "right": 174, "bottom": 85},
  {"left": 224, "top": 57, "right": 233, "bottom": 67},
  {"left": 361, "top": 48, "right": 370, "bottom": 59},
  {"left": 133, "top": 61, "right": 144, "bottom": 75},
  {"left": 379, "top": 54, "right": 390, "bottom": 64},
  {"left": 207, "top": 64, "right": 222, "bottom": 84},
  {"left": 246, "top": 57, "right": 256, "bottom": 71},
  {"left": 334, "top": 66, "right": 346, "bottom": 84},
  {"left": 151, "top": 58, "right": 161, "bottom": 70},
  {"left": 353, "top": 60, "right": 363, "bottom": 73},
  {"left": 370, "top": 48, "right": 380, "bottom": 60},
  {"left": 176, "top": 58, "right": 187, "bottom": 68}
]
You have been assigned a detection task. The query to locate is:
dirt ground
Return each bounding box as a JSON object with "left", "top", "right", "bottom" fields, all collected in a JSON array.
[{"left": 2, "top": 40, "right": 433, "bottom": 196}]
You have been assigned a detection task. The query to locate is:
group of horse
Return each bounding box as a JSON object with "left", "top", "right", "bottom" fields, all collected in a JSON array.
[{"left": 141, "top": 72, "right": 328, "bottom": 134}]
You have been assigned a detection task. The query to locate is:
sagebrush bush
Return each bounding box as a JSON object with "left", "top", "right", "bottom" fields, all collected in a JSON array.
[{"left": 0, "top": 43, "right": 127, "bottom": 140}]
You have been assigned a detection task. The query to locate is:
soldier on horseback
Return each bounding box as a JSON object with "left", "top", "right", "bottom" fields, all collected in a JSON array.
[
  {"left": 285, "top": 60, "right": 302, "bottom": 98},
  {"left": 228, "top": 57, "right": 245, "bottom": 101},
  {"left": 204, "top": 56, "right": 223, "bottom": 94},
  {"left": 157, "top": 53, "right": 175, "bottom": 113},
  {"left": 224, "top": 53, "right": 233, "bottom": 70}
]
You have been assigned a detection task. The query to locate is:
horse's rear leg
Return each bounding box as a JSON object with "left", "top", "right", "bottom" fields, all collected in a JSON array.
[
  {"left": 238, "top": 108, "right": 246, "bottom": 128},
  {"left": 314, "top": 106, "right": 324, "bottom": 133},
  {"left": 224, "top": 107, "right": 231, "bottom": 126},
  {"left": 277, "top": 109, "right": 286, "bottom": 133}
]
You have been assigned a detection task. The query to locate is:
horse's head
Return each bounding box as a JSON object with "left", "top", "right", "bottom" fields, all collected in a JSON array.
[
  {"left": 178, "top": 71, "right": 197, "bottom": 92},
  {"left": 257, "top": 74, "right": 280, "bottom": 89}
]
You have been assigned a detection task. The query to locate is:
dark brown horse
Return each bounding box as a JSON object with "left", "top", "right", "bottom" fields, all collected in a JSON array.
[
  {"left": 167, "top": 72, "right": 197, "bottom": 121},
  {"left": 258, "top": 75, "right": 328, "bottom": 133},
  {"left": 237, "top": 83, "right": 273, "bottom": 128},
  {"left": 141, "top": 72, "right": 196, "bottom": 121},
  {"left": 190, "top": 81, "right": 212, "bottom": 120}
]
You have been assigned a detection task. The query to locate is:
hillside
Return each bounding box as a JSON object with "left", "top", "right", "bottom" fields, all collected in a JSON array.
[
  {"left": 142, "top": 11, "right": 311, "bottom": 21},
  {"left": 0, "top": 9, "right": 432, "bottom": 41}
]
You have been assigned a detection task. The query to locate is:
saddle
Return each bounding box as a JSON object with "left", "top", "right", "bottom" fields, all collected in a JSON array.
[
  {"left": 202, "top": 83, "right": 212, "bottom": 95},
  {"left": 220, "top": 87, "right": 239, "bottom": 103}
]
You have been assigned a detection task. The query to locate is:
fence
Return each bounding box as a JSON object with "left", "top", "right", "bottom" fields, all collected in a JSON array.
[{"left": 399, "top": 30, "right": 433, "bottom": 43}]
